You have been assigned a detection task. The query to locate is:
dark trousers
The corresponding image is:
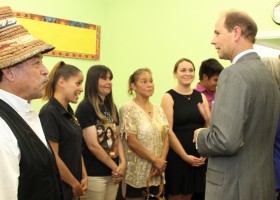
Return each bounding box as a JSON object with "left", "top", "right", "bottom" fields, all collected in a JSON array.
[
  {"left": 192, "top": 192, "right": 205, "bottom": 200},
  {"left": 116, "top": 181, "right": 125, "bottom": 200}
]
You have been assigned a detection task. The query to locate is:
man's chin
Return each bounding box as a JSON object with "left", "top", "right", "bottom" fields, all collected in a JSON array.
[{"left": 36, "top": 90, "right": 44, "bottom": 99}]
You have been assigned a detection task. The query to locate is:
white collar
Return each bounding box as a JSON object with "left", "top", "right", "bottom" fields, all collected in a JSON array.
[
  {"left": 0, "top": 89, "right": 33, "bottom": 113},
  {"left": 232, "top": 49, "right": 255, "bottom": 64}
]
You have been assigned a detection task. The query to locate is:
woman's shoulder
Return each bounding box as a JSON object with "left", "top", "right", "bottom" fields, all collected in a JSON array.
[
  {"left": 119, "top": 101, "right": 140, "bottom": 117},
  {"left": 192, "top": 89, "right": 203, "bottom": 99},
  {"left": 77, "top": 99, "right": 90, "bottom": 106},
  {"left": 40, "top": 99, "right": 58, "bottom": 115},
  {"left": 76, "top": 99, "right": 92, "bottom": 111},
  {"left": 165, "top": 89, "right": 174, "bottom": 94},
  {"left": 153, "top": 104, "right": 166, "bottom": 114},
  {"left": 152, "top": 103, "right": 161, "bottom": 110},
  {"left": 120, "top": 100, "right": 135, "bottom": 110},
  {"left": 192, "top": 89, "right": 201, "bottom": 96},
  {"left": 76, "top": 99, "right": 96, "bottom": 117}
]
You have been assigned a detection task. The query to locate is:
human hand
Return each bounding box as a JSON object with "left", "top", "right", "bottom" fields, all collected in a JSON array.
[
  {"left": 81, "top": 176, "right": 88, "bottom": 194},
  {"left": 72, "top": 181, "right": 84, "bottom": 197},
  {"left": 117, "top": 162, "right": 126, "bottom": 176},
  {"left": 150, "top": 167, "right": 161, "bottom": 176},
  {"left": 185, "top": 155, "right": 206, "bottom": 167},
  {"left": 193, "top": 128, "right": 205, "bottom": 144},
  {"left": 111, "top": 164, "right": 125, "bottom": 184},
  {"left": 152, "top": 157, "right": 167, "bottom": 173}
]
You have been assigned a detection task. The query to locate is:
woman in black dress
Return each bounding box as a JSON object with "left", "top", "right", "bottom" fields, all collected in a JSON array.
[{"left": 161, "top": 58, "right": 210, "bottom": 200}]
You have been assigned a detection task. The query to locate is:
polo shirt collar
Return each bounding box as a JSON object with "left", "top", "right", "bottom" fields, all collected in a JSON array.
[
  {"left": 196, "top": 83, "right": 207, "bottom": 92},
  {"left": 49, "top": 97, "right": 74, "bottom": 116},
  {"left": 196, "top": 83, "right": 214, "bottom": 94}
]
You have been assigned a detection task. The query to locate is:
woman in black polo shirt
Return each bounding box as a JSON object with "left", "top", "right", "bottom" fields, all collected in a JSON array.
[{"left": 39, "top": 61, "right": 88, "bottom": 199}]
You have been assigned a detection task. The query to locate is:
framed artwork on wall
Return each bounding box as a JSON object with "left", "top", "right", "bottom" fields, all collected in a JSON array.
[{"left": 15, "top": 11, "right": 101, "bottom": 60}]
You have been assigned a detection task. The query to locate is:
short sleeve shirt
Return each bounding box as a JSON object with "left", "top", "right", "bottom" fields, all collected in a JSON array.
[
  {"left": 39, "top": 97, "right": 83, "bottom": 199},
  {"left": 195, "top": 83, "right": 215, "bottom": 111},
  {"left": 75, "top": 99, "right": 119, "bottom": 176},
  {"left": 119, "top": 100, "right": 169, "bottom": 188}
]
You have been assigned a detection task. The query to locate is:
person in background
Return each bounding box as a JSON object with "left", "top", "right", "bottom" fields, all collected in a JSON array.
[
  {"left": 39, "top": 61, "right": 87, "bottom": 199},
  {"left": 193, "top": 11, "right": 280, "bottom": 200},
  {"left": 262, "top": 57, "right": 280, "bottom": 200},
  {"left": 161, "top": 58, "right": 209, "bottom": 200},
  {"left": 195, "top": 58, "right": 224, "bottom": 111},
  {"left": 193, "top": 58, "right": 223, "bottom": 200},
  {"left": 119, "top": 68, "right": 169, "bottom": 200},
  {"left": 75, "top": 65, "right": 126, "bottom": 200},
  {"left": 0, "top": 6, "right": 63, "bottom": 200}
]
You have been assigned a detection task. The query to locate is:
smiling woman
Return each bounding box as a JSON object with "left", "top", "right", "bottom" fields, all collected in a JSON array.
[
  {"left": 161, "top": 58, "right": 209, "bottom": 200},
  {"left": 39, "top": 61, "right": 88, "bottom": 199}
]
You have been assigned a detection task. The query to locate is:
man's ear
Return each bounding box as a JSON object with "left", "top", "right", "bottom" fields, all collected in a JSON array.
[
  {"left": 1, "top": 67, "right": 14, "bottom": 81},
  {"left": 233, "top": 26, "right": 242, "bottom": 41}
]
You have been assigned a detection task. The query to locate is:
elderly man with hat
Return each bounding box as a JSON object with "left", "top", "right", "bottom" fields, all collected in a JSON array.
[{"left": 0, "top": 6, "right": 63, "bottom": 200}]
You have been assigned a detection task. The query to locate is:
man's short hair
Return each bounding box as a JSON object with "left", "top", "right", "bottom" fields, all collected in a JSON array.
[
  {"left": 199, "top": 58, "right": 224, "bottom": 81},
  {"left": 224, "top": 11, "right": 258, "bottom": 43}
]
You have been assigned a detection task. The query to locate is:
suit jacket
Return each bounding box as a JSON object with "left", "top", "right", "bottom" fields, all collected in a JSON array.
[{"left": 197, "top": 52, "right": 280, "bottom": 200}]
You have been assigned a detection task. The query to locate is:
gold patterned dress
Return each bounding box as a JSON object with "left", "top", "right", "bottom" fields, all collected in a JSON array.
[{"left": 119, "top": 100, "right": 169, "bottom": 188}]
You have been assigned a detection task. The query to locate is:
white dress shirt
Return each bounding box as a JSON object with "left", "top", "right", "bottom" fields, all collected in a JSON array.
[
  {"left": 0, "top": 89, "right": 49, "bottom": 200},
  {"left": 232, "top": 49, "right": 255, "bottom": 64}
]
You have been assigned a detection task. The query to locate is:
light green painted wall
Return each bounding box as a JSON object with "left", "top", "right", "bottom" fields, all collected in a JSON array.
[
  {"left": 1, "top": 0, "right": 279, "bottom": 111},
  {"left": 1, "top": 0, "right": 106, "bottom": 110}
]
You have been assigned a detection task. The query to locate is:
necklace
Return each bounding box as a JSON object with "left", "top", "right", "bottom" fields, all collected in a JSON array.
[
  {"left": 133, "top": 99, "right": 153, "bottom": 115},
  {"left": 184, "top": 94, "right": 191, "bottom": 100},
  {"left": 175, "top": 87, "right": 193, "bottom": 101},
  {"left": 102, "top": 103, "right": 113, "bottom": 122}
]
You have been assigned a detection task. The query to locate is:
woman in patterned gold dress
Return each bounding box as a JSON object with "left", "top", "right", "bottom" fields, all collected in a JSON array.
[{"left": 119, "top": 68, "right": 169, "bottom": 200}]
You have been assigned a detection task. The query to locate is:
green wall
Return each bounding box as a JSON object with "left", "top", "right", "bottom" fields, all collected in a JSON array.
[{"left": 1, "top": 0, "right": 280, "bottom": 111}]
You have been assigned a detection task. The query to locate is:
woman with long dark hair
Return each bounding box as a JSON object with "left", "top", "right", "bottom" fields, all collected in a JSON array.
[{"left": 76, "top": 65, "right": 126, "bottom": 200}]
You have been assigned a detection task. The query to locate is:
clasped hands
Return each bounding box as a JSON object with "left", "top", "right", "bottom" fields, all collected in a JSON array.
[
  {"left": 150, "top": 157, "right": 167, "bottom": 176},
  {"left": 112, "top": 164, "right": 125, "bottom": 184},
  {"left": 72, "top": 176, "right": 87, "bottom": 198}
]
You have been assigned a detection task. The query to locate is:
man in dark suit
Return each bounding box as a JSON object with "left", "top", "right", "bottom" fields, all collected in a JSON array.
[{"left": 193, "top": 11, "right": 280, "bottom": 200}]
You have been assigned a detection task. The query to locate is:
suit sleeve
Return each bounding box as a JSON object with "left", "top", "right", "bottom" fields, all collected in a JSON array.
[{"left": 197, "top": 69, "right": 250, "bottom": 157}]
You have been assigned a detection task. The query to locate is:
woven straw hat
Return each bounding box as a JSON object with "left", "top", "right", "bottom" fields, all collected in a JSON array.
[{"left": 0, "top": 6, "right": 55, "bottom": 69}]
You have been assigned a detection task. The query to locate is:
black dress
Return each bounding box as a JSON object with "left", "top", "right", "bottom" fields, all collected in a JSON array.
[{"left": 165, "top": 89, "right": 206, "bottom": 196}]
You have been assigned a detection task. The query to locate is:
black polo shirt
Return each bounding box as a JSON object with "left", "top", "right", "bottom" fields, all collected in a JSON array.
[{"left": 39, "top": 97, "right": 83, "bottom": 200}]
